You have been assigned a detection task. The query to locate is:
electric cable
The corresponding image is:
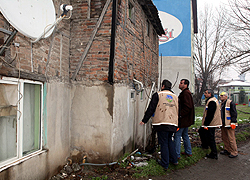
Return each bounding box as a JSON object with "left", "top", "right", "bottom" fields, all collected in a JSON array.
[
  {"left": 80, "top": 162, "right": 118, "bottom": 166},
  {"left": 172, "top": 72, "right": 179, "bottom": 89}
]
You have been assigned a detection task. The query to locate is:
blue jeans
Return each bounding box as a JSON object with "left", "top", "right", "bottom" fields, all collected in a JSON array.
[
  {"left": 157, "top": 131, "right": 178, "bottom": 169},
  {"left": 174, "top": 127, "right": 192, "bottom": 158}
]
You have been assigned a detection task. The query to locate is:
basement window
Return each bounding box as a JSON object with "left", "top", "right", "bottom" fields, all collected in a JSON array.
[
  {"left": 153, "top": 30, "right": 156, "bottom": 45},
  {"left": 128, "top": 2, "right": 135, "bottom": 23},
  {"left": 140, "top": 90, "right": 144, "bottom": 101},
  {"left": 0, "top": 77, "right": 43, "bottom": 168},
  {"left": 131, "top": 91, "right": 135, "bottom": 99}
]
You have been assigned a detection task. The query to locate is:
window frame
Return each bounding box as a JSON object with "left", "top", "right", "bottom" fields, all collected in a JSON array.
[
  {"left": 153, "top": 30, "right": 157, "bottom": 45},
  {"left": 0, "top": 76, "right": 43, "bottom": 169},
  {"left": 146, "top": 20, "right": 150, "bottom": 37},
  {"left": 128, "top": 1, "right": 135, "bottom": 23}
]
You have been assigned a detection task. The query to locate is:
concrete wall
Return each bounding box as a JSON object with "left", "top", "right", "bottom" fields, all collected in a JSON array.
[
  {"left": 158, "top": 56, "right": 194, "bottom": 95},
  {"left": 111, "top": 84, "right": 135, "bottom": 159},
  {"left": 45, "top": 82, "right": 71, "bottom": 172},
  {"left": 111, "top": 84, "right": 150, "bottom": 160},
  {"left": 70, "top": 83, "right": 113, "bottom": 163},
  {"left": 70, "top": 83, "right": 150, "bottom": 163}
]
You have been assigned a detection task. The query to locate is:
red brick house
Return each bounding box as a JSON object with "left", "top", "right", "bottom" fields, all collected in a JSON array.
[{"left": 0, "top": 0, "right": 164, "bottom": 179}]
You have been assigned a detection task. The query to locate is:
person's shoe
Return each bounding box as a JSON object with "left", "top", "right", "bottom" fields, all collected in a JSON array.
[
  {"left": 163, "top": 167, "right": 168, "bottom": 171},
  {"left": 228, "top": 154, "right": 238, "bottom": 158},
  {"left": 220, "top": 150, "right": 230, "bottom": 155},
  {"left": 156, "top": 159, "right": 169, "bottom": 170},
  {"left": 172, "top": 162, "right": 178, "bottom": 165},
  {"left": 169, "top": 160, "right": 178, "bottom": 165},
  {"left": 206, "top": 154, "right": 218, "bottom": 160},
  {"left": 181, "top": 152, "right": 192, "bottom": 157}
]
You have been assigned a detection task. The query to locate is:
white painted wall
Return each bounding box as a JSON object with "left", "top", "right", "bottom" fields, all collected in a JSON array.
[{"left": 158, "top": 56, "right": 195, "bottom": 95}]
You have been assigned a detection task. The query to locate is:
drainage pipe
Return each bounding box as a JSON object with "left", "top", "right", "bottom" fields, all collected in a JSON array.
[
  {"left": 108, "top": 0, "right": 117, "bottom": 84},
  {"left": 143, "top": 82, "right": 155, "bottom": 151},
  {"left": 133, "top": 78, "right": 144, "bottom": 92},
  {"left": 80, "top": 162, "right": 117, "bottom": 166}
]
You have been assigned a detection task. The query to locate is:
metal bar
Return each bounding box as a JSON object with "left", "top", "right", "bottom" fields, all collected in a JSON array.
[
  {"left": 0, "top": 28, "right": 12, "bottom": 35},
  {"left": 71, "top": 0, "right": 112, "bottom": 80},
  {"left": 0, "top": 30, "right": 18, "bottom": 56}
]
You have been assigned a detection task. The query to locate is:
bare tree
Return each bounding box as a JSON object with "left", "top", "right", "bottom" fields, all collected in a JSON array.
[
  {"left": 224, "top": 0, "right": 250, "bottom": 74},
  {"left": 194, "top": 6, "right": 232, "bottom": 105}
]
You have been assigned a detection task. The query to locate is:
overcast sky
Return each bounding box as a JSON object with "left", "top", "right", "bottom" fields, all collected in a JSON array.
[
  {"left": 197, "top": 0, "right": 250, "bottom": 81},
  {"left": 197, "top": 0, "right": 230, "bottom": 8}
]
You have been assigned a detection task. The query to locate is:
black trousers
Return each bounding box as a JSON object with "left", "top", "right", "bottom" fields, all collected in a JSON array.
[{"left": 198, "top": 127, "right": 217, "bottom": 155}]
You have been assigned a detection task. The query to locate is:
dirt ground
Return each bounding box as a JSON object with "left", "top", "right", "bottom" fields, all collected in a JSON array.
[{"left": 50, "top": 123, "right": 250, "bottom": 180}]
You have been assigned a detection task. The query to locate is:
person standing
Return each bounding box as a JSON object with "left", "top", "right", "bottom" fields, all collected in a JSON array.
[
  {"left": 199, "top": 89, "right": 222, "bottom": 159},
  {"left": 174, "top": 79, "right": 195, "bottom": 159},
  {"left": 140, "top": 79, "right": 178, "bottom": 170},
  {"left": 219, "top": 92, "right": 238, "bottom": 158}
]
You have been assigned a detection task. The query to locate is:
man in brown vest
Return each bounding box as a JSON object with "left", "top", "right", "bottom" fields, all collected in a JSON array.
[
  {"left": 199, "top": 89, "right": 222, "bottom": 159},
  {"left": 219, "top": 92, "right": 238, "bottom": 158},
  {"left": 140, "top": 79, "right": 178, "bottom": 170}
]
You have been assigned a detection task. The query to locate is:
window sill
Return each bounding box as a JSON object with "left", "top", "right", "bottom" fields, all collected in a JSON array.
[{"left": 0, "top": 149, "right": 47, "bottom": 172}]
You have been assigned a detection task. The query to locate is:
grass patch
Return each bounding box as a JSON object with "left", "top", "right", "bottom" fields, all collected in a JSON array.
[
  {"left": 236, "top": 133, "right": 248, "bottom": 142},
  {"left": 131, "top": 147, "right": 209, "bottom": 178},
  {"left": 235, "top": 105, "right": 250, "bottom": 124},
  {"left": 194, "top": 106, "right": 204, "bottom": 117},
  {"left": 236, "top": 127, "right": 250, "bottom": 143},
  {"left": 132, "top": 159, "right": 166, "bottom": 178},
  {"left": 91, "top": 175, "right": 108, "bottom": 180},
  {"left": 173, "top": 147, "right": 209, "bottom": 169},
  {"left": 190, "top": 106, "right": 205, "bottom": 129},
  {"left": 236, "top": 105, "right": 250, "bottom": 124}
]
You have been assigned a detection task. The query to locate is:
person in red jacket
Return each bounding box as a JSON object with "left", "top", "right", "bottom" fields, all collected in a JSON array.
[{"left": 174, "top": 79, "right": 195, "bottom": 159}]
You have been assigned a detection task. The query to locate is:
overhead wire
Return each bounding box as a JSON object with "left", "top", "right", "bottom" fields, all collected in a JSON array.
[{"left": 16, "top": 45, "right": 23, "bottom": 123}]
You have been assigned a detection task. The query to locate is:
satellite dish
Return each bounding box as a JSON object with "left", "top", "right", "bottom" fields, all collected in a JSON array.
[{"left": 0, "top": 0, "right": 56, "bottom": 39}]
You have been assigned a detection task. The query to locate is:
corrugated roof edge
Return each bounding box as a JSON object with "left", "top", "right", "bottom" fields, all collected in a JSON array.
[{"left": 138, "top": 0, "right": 165, "bottom": 36}]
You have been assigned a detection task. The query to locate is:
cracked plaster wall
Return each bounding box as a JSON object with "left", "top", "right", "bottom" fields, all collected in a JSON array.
[{"left": 70, "top": 83, "right": 148, "bottom": 163}]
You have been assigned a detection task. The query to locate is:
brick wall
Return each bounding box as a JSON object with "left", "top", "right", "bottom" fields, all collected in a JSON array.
[
  {"left": 70, "top": 0, "right": 159, "bottom": 87},
  {"left": 70, "top": 0, "right": 112, "bottom": 83},
  {"left": 0, "top": 0, "right": 159, "bottom": 85},
  {"left": 114, "top": 0, "right": 159, "bottom": 86},
  {"left": 0, "top": 0, "right": 71, "bottom": 82}
]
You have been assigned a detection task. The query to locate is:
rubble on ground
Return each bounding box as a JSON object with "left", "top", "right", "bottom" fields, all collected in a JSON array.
[{"left": 49, "top": 149, "right": 154, "bottom": 180}]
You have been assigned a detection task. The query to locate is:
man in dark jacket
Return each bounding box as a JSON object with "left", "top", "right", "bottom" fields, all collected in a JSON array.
[
  {"left": 174, "top": 79, "right": 195, "bottom": 159},
  {"left": 219, "top": 92, "right": 238, "bottom": 158},
  {"left": 199, "top": 89, "right": 222, "bottom": 159},
  {"left": 139, "top": 79, "right": 178, "bottom": 170}
]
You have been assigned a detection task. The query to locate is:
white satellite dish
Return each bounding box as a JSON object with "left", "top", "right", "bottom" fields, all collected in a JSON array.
[{"left": 0, "top": 0, "right": 56, "bottom": 39}]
